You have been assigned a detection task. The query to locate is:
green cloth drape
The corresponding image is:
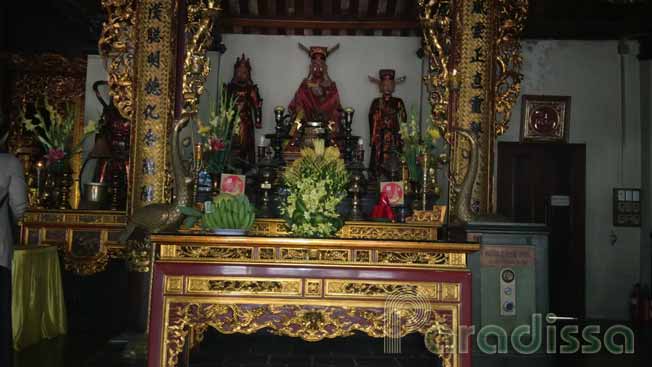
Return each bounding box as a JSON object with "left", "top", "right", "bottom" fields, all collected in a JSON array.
[{"left": 12, "top": 246, "right": 67, "bottom": 351}]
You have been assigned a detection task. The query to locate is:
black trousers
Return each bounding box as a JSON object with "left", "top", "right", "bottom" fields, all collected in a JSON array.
[{"left": 0, "top": 265, "right": 12, "bottom": 367}]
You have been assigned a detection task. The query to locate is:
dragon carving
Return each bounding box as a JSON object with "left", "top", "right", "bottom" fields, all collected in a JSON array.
[
  {"left": 119, "top": 116, "right": 192, "bottom": 243},
  {"left": 450, "top": 129, "right": 479, "bottom": 224}
]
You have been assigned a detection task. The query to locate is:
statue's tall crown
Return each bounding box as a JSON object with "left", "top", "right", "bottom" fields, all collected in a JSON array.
[
  {"left": 298, "top": 43, "right": 340, "bottom": 59},
  {"left": 235, "top": 53, "right": 251, "bottom": 70},
  {"left": 379, "top": 69, "right": 396, "bottom": 80}
]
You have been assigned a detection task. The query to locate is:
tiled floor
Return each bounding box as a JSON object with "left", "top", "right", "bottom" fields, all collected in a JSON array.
[{"left": 14, "top": 326, "right": 652, "bottom": 367}]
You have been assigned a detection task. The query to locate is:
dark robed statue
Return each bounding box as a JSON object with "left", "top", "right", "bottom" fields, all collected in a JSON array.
[
  {"left": 288, "top": 44, "right": 343, "bottom": 146},
  {"left": 224, "top": 54, "right": 263, "bottom": 164},
  {"left": 368, "top": 69, "right": 407, "bottom": 179}
]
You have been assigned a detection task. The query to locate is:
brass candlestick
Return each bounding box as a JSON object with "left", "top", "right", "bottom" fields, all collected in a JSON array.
[
  {"left": 272, "top": 106, "right": 287, "bottom": 166},
  {"left": 58, "top": 171, "right": 72, "bottom": 209},
  {"left": 257, "top": 168, "right": 274, "bottom": 218},
  {"left": 33, "top": 160, "right": 45, "bottom": 208},
  {"left": 343, "top": 107, "right": 355, "bottom": 162},
  {"left": 111, "top": 171, "right": 121, "bottom": 210},
  {"left": 420, "top": 154, "right": 429, "bottom": 211},
  {"left": 348, "top": 172, "right": 365, "bottom": 221},
  {"left": 192, "top": 143, "right": 203, "bottom": 204}
]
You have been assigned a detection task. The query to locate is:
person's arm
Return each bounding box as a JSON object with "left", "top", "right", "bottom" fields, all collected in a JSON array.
[{"left": 8, "top": 157, "right": 27, "bottom": 221}]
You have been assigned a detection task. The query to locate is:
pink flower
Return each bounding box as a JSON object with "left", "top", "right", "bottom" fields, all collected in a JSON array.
[
  {"left": 209, "top": 138, "right": 225, "bottom": 152},
  {"left": 45, "top": 148, "right": 65, "bottom": 164}
]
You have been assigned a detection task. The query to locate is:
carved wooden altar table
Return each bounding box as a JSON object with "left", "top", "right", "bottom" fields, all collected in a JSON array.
[{"left": 148, "top": 234, "right": 479, "bottom": 367}]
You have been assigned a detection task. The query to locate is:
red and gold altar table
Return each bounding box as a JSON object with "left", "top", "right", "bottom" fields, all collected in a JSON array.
[{"left": 147, "top": 234, "right": 479, "bottom": 367}]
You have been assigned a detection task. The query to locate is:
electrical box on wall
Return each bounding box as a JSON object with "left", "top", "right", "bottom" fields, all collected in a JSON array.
[
  {"left": 500, "top": 268, "right": 516, "bottom": 316},
  {"left": 613, "top": 188, "right": 641, "bottom": 227}
]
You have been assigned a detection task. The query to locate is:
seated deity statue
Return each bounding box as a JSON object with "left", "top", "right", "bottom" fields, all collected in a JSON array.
[{"left": 287, "top": 44, "right": 343, "bottom": 149}]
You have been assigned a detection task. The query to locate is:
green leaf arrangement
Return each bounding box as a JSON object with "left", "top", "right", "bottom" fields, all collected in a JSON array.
[
  {"left": 281, "top": 140, "right": 350, "bottom": 238},
  {"left": 196, "top": 89, "right": 241, "bottom": 175},
  {"left": 398, "top": 108, "right": 444, "bottom": 182},
  {"left": 21, "top": 97, "right": 98, "bottom": 163}
]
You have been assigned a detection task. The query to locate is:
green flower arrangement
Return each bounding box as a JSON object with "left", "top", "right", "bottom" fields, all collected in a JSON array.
[
  {"left": 21, "top": 98, "right": 98, "bottom": 165},
  {"left": 282, "top": 140, "right": 350, "bottom": 238},
  {"left": 196, "top": 89, "right": 240, "bottom": 174},
  {"left": 399, "top": 108, "right": 445, "bottom": 181}
]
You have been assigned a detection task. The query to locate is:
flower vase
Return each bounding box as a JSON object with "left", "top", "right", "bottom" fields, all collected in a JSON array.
[
  {"left": 206, "top": 150, "right": 229, "bottom": 179},
  {"left": 44, "top": 160, "right": 64, "bottom": 209},
  {"left": 48, "top": 159, "right": 66, "bottom": 175}
]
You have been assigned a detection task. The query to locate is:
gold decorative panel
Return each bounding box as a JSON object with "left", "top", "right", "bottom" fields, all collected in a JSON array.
[
  {"left": 185, "top": 277, "right": 302, "bottom": 297},
  {"left": 324, "top": 280, "right": 440, "bottom": 300},
  {"left": 247, "top": 219, "right": 438, "bottom": 241},
  {"left": 338, "top": 223, "right": 437, "bottom": 241},
  {"left": 279, "top": 248, "right": 351, "bottom": 263},
  {"left": 259, "top": 247, "right": 275, "bottom": 260},
  {"left": 305, "top": 279, "right": 323, "bottom": 297},
  {"left": 176, "top": 246, "right": 253, "bottom": 260},
  {"left": 354, "top": 250, "right": 371, "bottom": 263},
  {"left": 377, "top": 251, "right": 449, "bottom": 265},
  {"left": 152, "top": 235, "right": 477, "bottom": 270},
  {"left": 441, "top": 283, "right": 461, "bottom": 302},
  {"left": 166, "top": 276, "right": 184, "bottom": 294}
]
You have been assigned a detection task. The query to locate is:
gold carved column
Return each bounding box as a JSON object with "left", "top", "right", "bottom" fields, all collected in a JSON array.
[
  {"left": 419, "top": 0, "right": 527, "bottom": 222},
  {"left": 101, "top": 0, "right": 178, "bottom": 212},
  {"left": 131, "top": 0, "right": 178, "bottom": 210}
]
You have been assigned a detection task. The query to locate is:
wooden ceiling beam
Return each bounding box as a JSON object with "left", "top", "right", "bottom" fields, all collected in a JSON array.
[{"left": 218, "top": 17, "right": 418, "bottom": 30}]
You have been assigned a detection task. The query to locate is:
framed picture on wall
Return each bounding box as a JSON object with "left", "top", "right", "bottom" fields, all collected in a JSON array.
[{"left": 520, "top": 95, "right": 571, "bottom": 142}]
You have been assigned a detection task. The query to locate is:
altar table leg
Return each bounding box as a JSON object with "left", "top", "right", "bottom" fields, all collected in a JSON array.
[{"left": 147, "top": 264, "right": 164, "bottom": 367}]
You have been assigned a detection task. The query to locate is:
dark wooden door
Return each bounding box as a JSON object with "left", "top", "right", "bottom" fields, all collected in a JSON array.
[{"left": 497, "top": 142, "right": 586, "bottom": 319}]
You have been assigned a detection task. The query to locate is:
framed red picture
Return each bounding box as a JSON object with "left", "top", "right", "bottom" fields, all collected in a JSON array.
[
  {"left": 220, "top": 174, "right": 246, "bottom": 195},
  {"left": 520, "top": 95, "right": 571, "bottom": 142},
  {"left": 380, "top": 181, "right": 405, "bottom": 206}
]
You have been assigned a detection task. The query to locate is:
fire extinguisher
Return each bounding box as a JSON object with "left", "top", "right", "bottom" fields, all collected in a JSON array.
[
  {"left": 649, "top": 293, "right": 652, "bottom": 324},
  {"left": 641, "top": 284, "right": 650, "bottom": 323},
  {"left": 630, "top": 283, "right": 640, "bottom": 323}
]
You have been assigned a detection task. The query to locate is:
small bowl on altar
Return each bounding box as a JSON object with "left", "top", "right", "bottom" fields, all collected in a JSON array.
[{"left": 83, "top": 182, "right": 109, "bottom": 208}]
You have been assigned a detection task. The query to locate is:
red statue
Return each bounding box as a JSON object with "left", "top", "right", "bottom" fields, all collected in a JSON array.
[
  {"left": 224, "top": 54, "right": 263, "bottom": 164},
  {"left": 288, "top": 44, "right": 343, "bottom": 145},
  {"left": 368, "top": 69, "right": 407, "bottom": 179},
  {"left": 370, "top": 191, "right": 395, "bottom": 221}
]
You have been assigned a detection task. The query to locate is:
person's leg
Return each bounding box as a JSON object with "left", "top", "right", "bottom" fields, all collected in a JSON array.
[{"left": 0, "top": 265, "right": 12, "bottom": 367}]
